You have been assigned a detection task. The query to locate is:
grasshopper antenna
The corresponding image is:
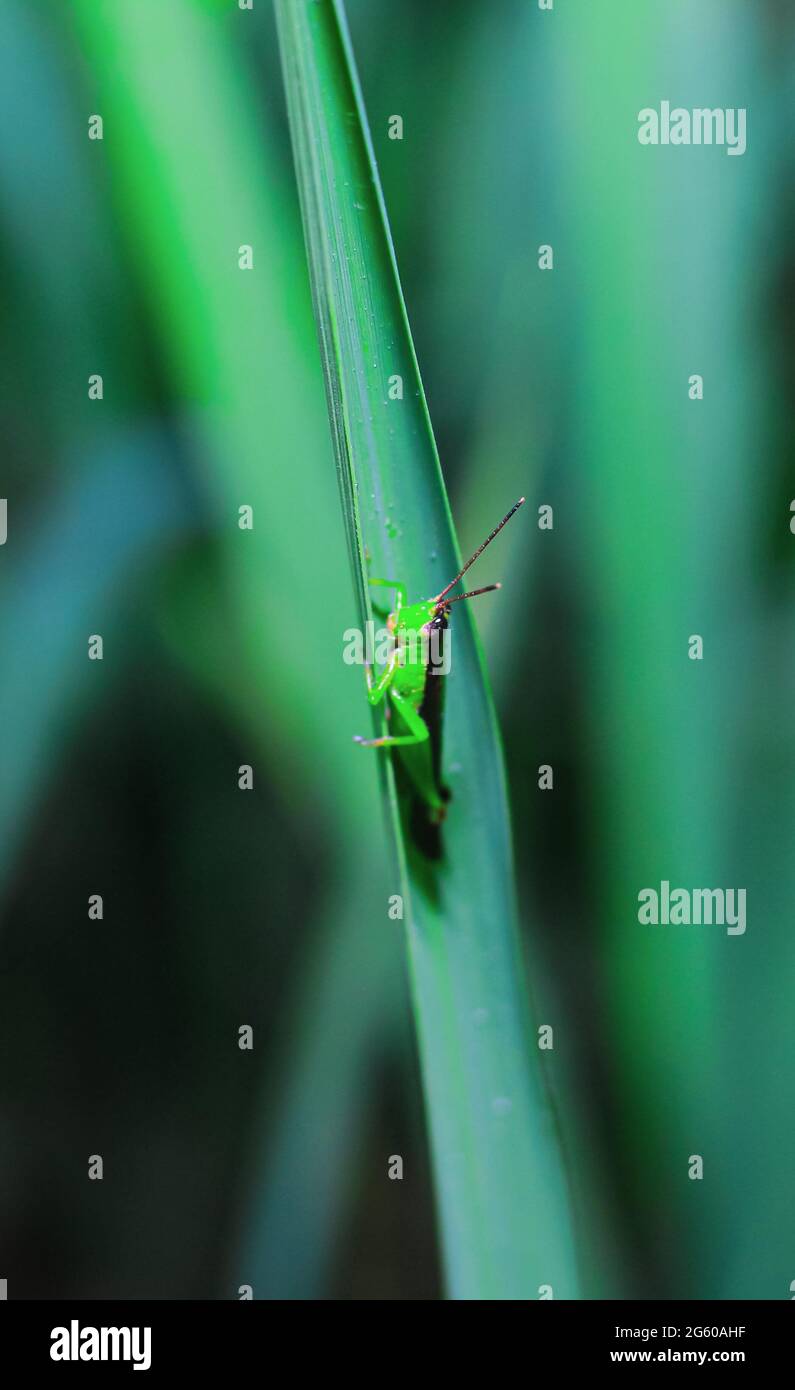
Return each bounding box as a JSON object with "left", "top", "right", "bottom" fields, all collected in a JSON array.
[
  {"left": 444, "top": 583, "right": 501, "bottom": 606},
  {"left": 434, "top": 497, "right": 525, "bottom": 604}
]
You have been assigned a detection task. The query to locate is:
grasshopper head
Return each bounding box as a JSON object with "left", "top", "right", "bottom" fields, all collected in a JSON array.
[
  {"left": 392, "top": 600, "right": 450, "bottom": 674},
  {"left": 395, "top": 600, "right": 444, "bottom": 637}
]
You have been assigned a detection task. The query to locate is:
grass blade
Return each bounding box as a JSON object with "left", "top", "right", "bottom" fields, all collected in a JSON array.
[{"left": 276, "top": 0, "right": 579, "bottom": 1298}]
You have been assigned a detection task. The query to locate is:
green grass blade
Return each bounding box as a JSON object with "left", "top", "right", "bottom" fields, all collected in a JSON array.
[{"left": 276, "top": 0, "right": 579, "bottom": 1299}]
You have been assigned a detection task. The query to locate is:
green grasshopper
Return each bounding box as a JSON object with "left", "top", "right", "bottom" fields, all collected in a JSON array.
[{"left": 354, "top": 497, "right": 525, "bottom": 856}]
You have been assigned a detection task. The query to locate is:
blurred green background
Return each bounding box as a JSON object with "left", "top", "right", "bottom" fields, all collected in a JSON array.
[{"left": 0, "top": 0, "right": 793, "bottom": 1299}]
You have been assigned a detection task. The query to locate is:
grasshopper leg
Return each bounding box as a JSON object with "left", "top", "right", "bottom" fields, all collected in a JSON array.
[
  {"left": 367, "top": 577, "right": 406, "bottom": 620},
  {"left": 353, "top": 689, "right": 430, "bottom": 749}
]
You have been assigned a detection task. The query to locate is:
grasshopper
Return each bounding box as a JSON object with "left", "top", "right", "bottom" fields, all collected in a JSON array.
[{"left": 354, "top": 498, "right": 525, "bottom": 856}]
